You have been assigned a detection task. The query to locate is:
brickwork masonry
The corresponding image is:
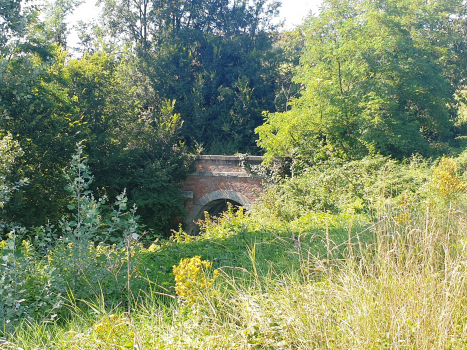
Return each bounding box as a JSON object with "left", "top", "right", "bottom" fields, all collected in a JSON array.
[{"left": 181, "top": 155, "right": 263, "bottom": 234}]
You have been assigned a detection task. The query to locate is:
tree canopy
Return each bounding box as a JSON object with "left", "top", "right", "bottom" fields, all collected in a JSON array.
[
  {"left": 94, "top": 0, "right": 284, "bottom": 153},
  {"left": 3, "top": 0, "right": 467, "bottom": 235},
  {"left": 257, "top": 0, "right": 467, "bottom": 165},
  {"left": 0, "top": 0, "right": 286, "bottom": 235}
]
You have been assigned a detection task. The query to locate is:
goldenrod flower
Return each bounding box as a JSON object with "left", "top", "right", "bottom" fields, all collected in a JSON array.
[
  {"left": 172, "top": 256, "right": 218, "bottom": 304},
  {"left": 433, "top": 158, "right": 466, "bottom": 199}
]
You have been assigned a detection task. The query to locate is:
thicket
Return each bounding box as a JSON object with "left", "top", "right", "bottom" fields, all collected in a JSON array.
[
  {"left": 0, "top": 48, "right": 192, "bottom": 236},
  {"left": 2, "top": 148, "right": 467, "bottom": 348},
  {"left": 3, "top": 0, "right": 467, "bottom": 347},
  {"left": 0, "top": 0, "right": 297, "bottom": 234}
]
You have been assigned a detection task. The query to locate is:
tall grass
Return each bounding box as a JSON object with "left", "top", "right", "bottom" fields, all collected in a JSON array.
[
  {"left": 4, "top": 204, "right": 467, "bottom": 349},
  {"left": 3, "top": 154, "right": 467, "bottom": 349}
]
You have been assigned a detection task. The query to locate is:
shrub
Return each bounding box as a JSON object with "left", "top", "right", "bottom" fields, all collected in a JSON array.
[
  {"left": 0, "top": 228, "right": 64, "bottom": 333},
  {"left": 432, "top": 157, "right": 466, "bottom": 200},
  {"left": 0, "top": 133, "right": 28, "bottom": 213},
  {"left": 256, "top": 155, "right": 432, "bottom": 221},
  {"left": 1, "top": 144, "right": 147, "bottom": 332}
]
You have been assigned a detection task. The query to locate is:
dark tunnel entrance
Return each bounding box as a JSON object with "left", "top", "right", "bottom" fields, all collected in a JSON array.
[
  {"left": 190, "top": 199, "right": 242, "bottom": 235},
  {"left": 201, "top": 199, "right": 242, "bottom": 219},
  {"left": 185, "top": 190, "right": 251, "bottom": 235}
]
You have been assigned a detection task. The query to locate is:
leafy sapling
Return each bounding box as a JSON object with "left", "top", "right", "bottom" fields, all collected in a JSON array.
[{"left": 1, "top": 228, "right": 29, "bottom": 332}]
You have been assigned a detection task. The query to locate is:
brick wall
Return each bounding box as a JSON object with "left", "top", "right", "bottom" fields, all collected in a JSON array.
[{"left": 180, "top": 155, "right": 263, "bottom": 233}]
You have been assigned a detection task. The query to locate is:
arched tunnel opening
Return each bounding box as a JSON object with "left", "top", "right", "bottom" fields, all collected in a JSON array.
[
  {"left": 200, "top": 198, "right": 242, "bottom": 219},
  {"left": 185, "top": 190, "right": 252, "bottom": 235},
  {"left": 190, "top": 198, "right": 242, "bottom": 235}
]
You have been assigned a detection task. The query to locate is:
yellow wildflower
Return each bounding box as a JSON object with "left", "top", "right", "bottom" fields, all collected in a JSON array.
[
  {"left": 432, "top": 158, "right": 466, "bottom": 199},
  {"left": 172, "top": 256, "right": 218, "bottom": 304}
]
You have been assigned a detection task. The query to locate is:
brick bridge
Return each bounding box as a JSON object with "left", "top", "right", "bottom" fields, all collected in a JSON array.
[{"left": 181, "top": 155, "right": 263, "bottom": 235}]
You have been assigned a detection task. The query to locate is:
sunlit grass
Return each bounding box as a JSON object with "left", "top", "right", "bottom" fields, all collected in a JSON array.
[
  {"left": 4, "top": 203, "right": 467, "bottom": 349},
  {"left": 4, "top": 156, "right": 467, "bottom": 349}
]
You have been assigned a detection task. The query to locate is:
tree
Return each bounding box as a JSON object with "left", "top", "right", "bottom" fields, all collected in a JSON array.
[
  {"left": 1, "top": 49, "right": 191, "bottom": 236},
  {"left": 64, "top": 52, "right": 192, "bottom": 236},
  {"left": 0, "top": 47, "right": 83, "bottom": 227},
  {"left": 41, "top": 0, "right": 84, "bottom": 49},
  {"left": 257, "top": 0, "right": 467, "bottom": 165},
  {"left": 0, "top": 0, "right": 33, "bottom": 53},
  {"left": 95, "top": 0, "right": 283, "bottom": 154}
]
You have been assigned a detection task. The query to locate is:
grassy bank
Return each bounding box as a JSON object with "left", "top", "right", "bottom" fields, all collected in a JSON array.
[
  {"left": 3, "top": 206, "right": 467, "bottom": 349},
  {"left": 2, "top": 154, "right": 467, "bottom": 349}
]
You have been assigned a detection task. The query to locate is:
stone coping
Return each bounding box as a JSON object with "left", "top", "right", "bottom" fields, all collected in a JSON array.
[
  {"left": 189, "top": 171, "right": 262, "bottom": 178},
  {"left": 192, "top": 155, "right": 263, "bottom": 162}
]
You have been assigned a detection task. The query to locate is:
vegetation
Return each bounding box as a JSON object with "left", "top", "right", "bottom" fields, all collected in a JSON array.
[
  {"left": 2, "top": 150, "right": 467, "bottom": 348},
  {"left": 0, "top": 47, "right": 192, "bottom": 234},
  {"left": 257, "top": 0, "right": 467, "bottom": 165},
  {"left": 0, "top": 0, "right": 291, "bottom": 232},
  {"left": 3, "top": 0, "right": 467, "bottom": 348}
]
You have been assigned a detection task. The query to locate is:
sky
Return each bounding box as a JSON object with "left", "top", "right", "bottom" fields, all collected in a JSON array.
[
  {"left": 277, "top": 0, "right": 322, "bottom": 28},
  {"left": 68, "top": 0, "right": 324, "bottom": 47}
]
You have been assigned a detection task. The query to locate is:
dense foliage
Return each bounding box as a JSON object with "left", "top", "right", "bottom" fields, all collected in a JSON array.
[
  {"left": 0, "top": 0, "right": 292, "bottom": 232},
  {"left": 257, "top": 0, "right": 467, "bottom": 165},
  {"left": 4, "top": 0, "right": 467, "bottom": 346},
  {"left": 0, "top": 48, "right": 190, "bottom": 233},
  {"left": 93, "top": 0, "right": 284, "bottom": 153},
  {"left": 2, "top": 148, "right": 467, "bottom": 348}
]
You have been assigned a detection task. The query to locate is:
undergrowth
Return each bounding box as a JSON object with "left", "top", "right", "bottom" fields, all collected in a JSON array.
[{"left": 2, "top": 151, "right": 467, "bottom": 348}]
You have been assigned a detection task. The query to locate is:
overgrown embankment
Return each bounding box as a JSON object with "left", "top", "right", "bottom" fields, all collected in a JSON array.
[{"left": 2, "top": 152, "right": 467, "bottom": 349}]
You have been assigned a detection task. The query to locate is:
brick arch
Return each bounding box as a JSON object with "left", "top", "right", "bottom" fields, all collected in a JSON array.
[
  {"left": 181, "top": 155, "right": 263, "bottom": 235},
  {"left": 185, "top": 190, "right": 251, "bottom": 235}
]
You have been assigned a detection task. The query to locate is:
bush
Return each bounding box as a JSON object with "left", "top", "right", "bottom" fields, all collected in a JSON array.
[
  {"left": 0, "top": 229, "right": 64, "bottom": 332},
  {"left": 256, "top": 155, "right": 432, "bottom": 221},
  {"left": 0, "top": 144, "right": 149, "bottom": 332}
]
